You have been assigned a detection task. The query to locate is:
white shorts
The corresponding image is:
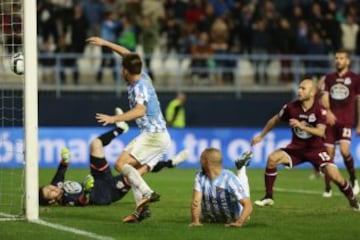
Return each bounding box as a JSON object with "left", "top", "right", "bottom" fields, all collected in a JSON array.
[{"left": 125, "top": 131, "right": 171, "bottom": 171}]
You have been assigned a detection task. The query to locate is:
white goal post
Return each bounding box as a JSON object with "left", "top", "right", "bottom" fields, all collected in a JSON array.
[{"left": 24, "top": 0, "right": 39, "bottom": 221}]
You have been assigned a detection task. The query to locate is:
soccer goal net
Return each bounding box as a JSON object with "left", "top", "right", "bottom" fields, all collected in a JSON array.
[{"left": 0, "top": 0, "right": 38, "bottom": 221}]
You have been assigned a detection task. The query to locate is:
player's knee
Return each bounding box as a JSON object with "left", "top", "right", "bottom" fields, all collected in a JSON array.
[
  {"left": 341, "top": 151, "right": 351, "bottom": 159},
  {"left": 115, "top": 159, "right": 129, "bottom": 173},
  {"left": 324, "top": 164, "right": 343, "bottom": 183},
  {"left": 267, "top": 155, "right": 278, "bottom": 168},
  {"left": 90, "top": 138, "right": 103, "bottom": 151},
  {"left": 114, "top": 161, "right": 122, "bottom": 172}
]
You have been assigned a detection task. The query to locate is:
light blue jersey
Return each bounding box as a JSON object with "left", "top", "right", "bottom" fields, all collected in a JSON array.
[
  {"left": 127, "top": 71, "right": 167, "bottom": 133},
  {"left": 194, "top": 169, "right": 249, "bottom": 223}
]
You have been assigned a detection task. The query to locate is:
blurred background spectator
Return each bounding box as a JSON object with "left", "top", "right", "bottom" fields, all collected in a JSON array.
[{"left": 3, "top": 0, "right": 355, "bottom": 86}]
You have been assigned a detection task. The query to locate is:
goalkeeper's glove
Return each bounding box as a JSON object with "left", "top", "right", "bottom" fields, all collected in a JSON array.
[
  {"left": 61, "top": 147, "right": 71, "bottom": 164},
  {"left": 83, "top": 174, "right": 95, "bottom": 193}
]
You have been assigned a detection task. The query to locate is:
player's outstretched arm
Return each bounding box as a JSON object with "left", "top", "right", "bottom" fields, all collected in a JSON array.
[
  {"left": 251, "top": 114, "right": 280, "bottom": 146},
  {"left": 226, "top": 197, "right": 253, "bottom": 228},
  {"left": 189, "top": 190, "right": 203, "bottom": 227},
  {"left": 96, "top": 104, "right": 146, "bottom": 126},
  {"left": 50, "top": 148, "right": 71, "bottom": 185},
  {"left": 86, "top": 36, "right": 131, "bottom": 56}
]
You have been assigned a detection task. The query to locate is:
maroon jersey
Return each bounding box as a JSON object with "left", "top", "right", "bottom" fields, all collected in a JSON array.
[
  {"left": 323, "top": 71, "right": 360, "bottom": 126},
  {"left": 279, "top": 100, "right": 327, "bottom": 149}
]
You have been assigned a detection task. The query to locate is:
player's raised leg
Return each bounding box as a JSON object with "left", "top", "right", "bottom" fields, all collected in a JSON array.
[
  {"left": 151, "top": 149, "right": 189, "bottom": 172},
  {"left": 235, "top": 151, "right": 253, "bottom": 197}
]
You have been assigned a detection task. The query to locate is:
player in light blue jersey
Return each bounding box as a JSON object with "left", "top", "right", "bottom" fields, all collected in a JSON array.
[
  {"left": 190, "top": 148, "right": 253, "bottom": 227},
  {"left": 87, "top": 36, "right": 172, "bottom": 223}
]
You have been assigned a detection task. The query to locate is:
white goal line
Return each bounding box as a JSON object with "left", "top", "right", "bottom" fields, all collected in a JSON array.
[
  {"left": 0, "top": 212, "right": 114, "bottom": 240},
  {"left": 33, "top": 219, "right": 115, "bottom": 240},
  {"left": 0, "top": 212, "right": 24, "bottom": 221}
]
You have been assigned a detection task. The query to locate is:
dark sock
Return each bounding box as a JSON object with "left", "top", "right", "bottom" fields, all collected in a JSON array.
[
  {"left": 151, "top": 161, "right": 173, "bottom": 172},
  {"left": 98, "top": 128, "right": 124, "bottom": 146},
  {"left": 265, "top": 168, "right": 277, "bottom": 199},
  {"left": 344, "top": 155, "right": 356, "bottom": 183},
  {"left": 336, "top": 180, "right": 354, "bottom": 201}
]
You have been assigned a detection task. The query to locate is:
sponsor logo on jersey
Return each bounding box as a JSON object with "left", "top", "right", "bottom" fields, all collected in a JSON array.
[
  {"left": 308, "top": 113, "right": 316, "bottom": 122},
  {"left": 330, "top": 83, "right": 349, "bottom": 100},
  {"left": 293, "top": 121, "right": 313, "bottom": 139},
  {"left": 63, "top": 181, "right": 82, "bottom": 194},
  {"left": 344, "top": 77, "right": 352, "bottom": 85}
]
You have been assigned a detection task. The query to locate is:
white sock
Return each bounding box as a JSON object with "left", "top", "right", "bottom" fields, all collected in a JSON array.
[
  {"left": 237, "top": 167, "right": 250, "bottom": 197},
  {"left": 121, "top": 163, "right": 152, "bottom": 196},
  {"left": 132, "top": 187, "right": 143, "bottom": 205}
]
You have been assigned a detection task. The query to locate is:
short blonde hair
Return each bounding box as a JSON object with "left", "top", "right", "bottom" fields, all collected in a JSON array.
[{"left": 201, "top": 148, "right": 222, "bottom": 165}]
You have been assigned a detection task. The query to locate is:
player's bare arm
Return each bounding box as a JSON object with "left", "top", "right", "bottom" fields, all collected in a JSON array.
[
  {"left": 96, "top": 104, "right": 146, "bottom": 126},
  {"left": 86, "top": 36, "right": 131, "bottom": 56},
  {"left": 189, "top": 190, "right": 203, "bottom": 227},
  {"left": 251, "top": 114, "right": 281, "bottom": 146},
  {"left": 320, "top": 91, "right": 336, "bottom": 125},
  {"left": 289, "top": 119, "right": 325, "bottom": 137},
  {"left": 226, "top": 197, "right": 253, "bottom": 228}
]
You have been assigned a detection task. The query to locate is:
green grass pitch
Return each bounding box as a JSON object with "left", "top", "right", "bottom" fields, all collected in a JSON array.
[{"left": 1, "top": 168, "right": 360, "bottom": 240}]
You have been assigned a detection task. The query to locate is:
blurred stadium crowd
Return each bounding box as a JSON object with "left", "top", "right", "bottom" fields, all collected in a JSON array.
[{"left": 1, "top": 0, "right": 360, "bottom": 85}]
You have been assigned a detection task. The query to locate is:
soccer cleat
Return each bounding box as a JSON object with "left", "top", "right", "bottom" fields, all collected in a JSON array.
[
  {"left": 122, "top": 213, "right": 138, "bottom": 223},
  {"left": 123, "top": 206, "right": 152, "bottom": 223},
  {"left": 115, "top": 107, "right": 129, "bottom": 133},
  {"left": 171, "top": 149, "right": 189, "bottom": 167},
  {"left": 136, "top": 192, "right": 160, "bottom": 213},
  {"left": 137, "top": 206, "right": 151, "bottom": 222},
  {"left": 254, "top": 197, "right": 274, "bottom": 207},
  {"left": 61, "top": 147, "right": 71, "bottom": 163},
  {"left": 349, "top": 198, "right": 360, "bottom": 211},
  {"left": 351, "top": 179, "right": 360, "bottom": 195},
  {"left": 235, "top": 151, "right": 253, "bottom": 170},
  {"left": 322, "top": 190, "right": 332, "bottom": 198}
]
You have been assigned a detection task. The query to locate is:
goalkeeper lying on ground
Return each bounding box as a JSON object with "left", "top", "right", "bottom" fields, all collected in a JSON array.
[{"left": 39, "top": 108, "right": 188, "bottom": 221}]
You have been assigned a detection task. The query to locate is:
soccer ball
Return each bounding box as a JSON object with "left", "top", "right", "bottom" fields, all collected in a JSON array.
[{"left": 10, "top": 52, "right": 24, "bottom": 75}]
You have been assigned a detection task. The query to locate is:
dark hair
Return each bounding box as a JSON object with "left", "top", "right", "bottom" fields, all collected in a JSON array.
[
  {"left": 122, "top": 53, "right": 142, "bottom": 74},
  {"left": 39, "top": 187, "right": 50, "bottom": 206},
  {"left": 335, "top": 49, "right": 350, "bottom": 57}
]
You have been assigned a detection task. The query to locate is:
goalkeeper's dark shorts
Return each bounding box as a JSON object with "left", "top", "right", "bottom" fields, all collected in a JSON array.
[{"left": 88, "top": 155, "right": 130, "bottom": 205}]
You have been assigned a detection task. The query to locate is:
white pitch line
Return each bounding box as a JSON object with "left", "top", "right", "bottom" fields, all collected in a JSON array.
[
  {"left": 0, "top": 212, "right": 24, "bottom": 221},
  {"left": 274, "top": 187, "right": 341, "bottom": 196},
  {"left": 32, "top": 219, "right": 115, "bottom": 240},
  {"left": 1, "top": 213, "right": 114, "bottom": 240}
]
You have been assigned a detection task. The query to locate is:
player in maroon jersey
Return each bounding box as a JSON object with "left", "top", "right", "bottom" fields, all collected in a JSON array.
[
  {"left": 321, "top": 49, "right": 360, "bottom": 197},
  {"left": 252, "top": 79, "right": 360, "bottom": 211}
]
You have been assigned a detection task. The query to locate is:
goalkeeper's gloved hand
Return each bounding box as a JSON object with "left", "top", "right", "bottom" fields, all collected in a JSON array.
[
  {"left": 83, "top": 174, "right": 94, "bottom": 193},
  {"left": 61, "top": 147, "right": 71, "bottom": 164}
]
